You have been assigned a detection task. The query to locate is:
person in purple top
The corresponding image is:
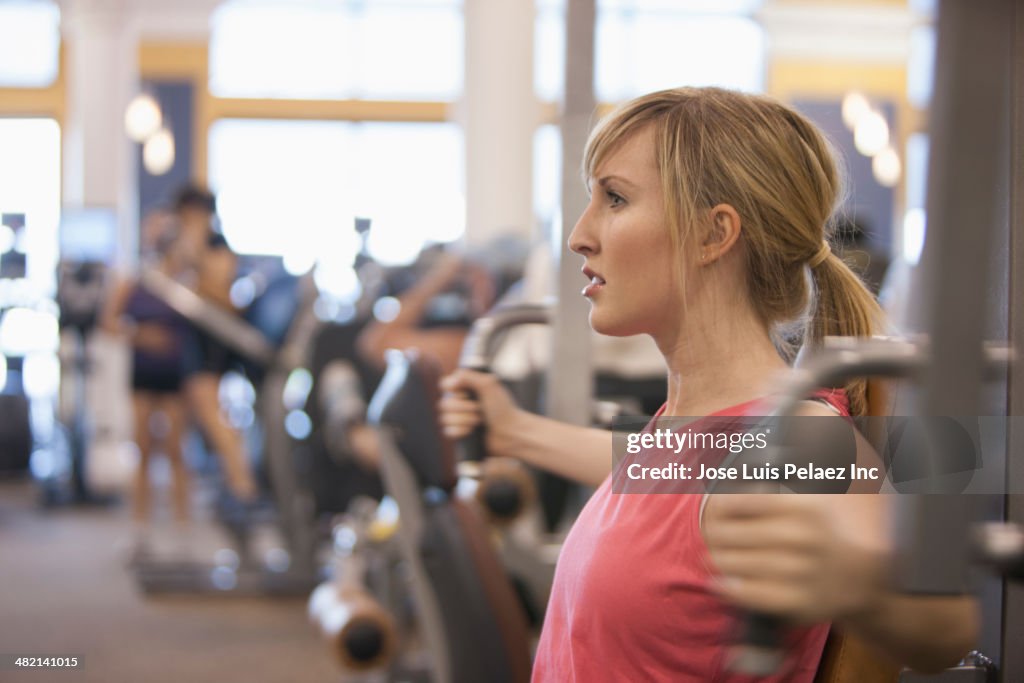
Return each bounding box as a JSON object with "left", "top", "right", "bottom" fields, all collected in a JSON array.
[{"left": 102, "top": 208, "right": 192, "bottom": 549}]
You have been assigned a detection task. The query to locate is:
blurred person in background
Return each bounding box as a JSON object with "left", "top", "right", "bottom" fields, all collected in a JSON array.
[
  {"left": 101, "top": 208, "right": 192, "bottom": 555},
  {"left": 349, "top": 245, "right": 506, "bottom": 470},
  {"left": 357, "top": 248, "right": 496, "bottom": 376},
  {"left": 172, "top": 183, "right": 258, "bottom": 502}
]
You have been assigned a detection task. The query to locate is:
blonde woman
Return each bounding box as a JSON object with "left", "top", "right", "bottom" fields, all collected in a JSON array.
[{"left": 440, "top": 88, "right": 976, "bottom": 681}]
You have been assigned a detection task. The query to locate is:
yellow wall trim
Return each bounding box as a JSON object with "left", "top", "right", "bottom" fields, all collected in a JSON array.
[{"left": 0, "top": 44, "right": 66, "bottom": 123}]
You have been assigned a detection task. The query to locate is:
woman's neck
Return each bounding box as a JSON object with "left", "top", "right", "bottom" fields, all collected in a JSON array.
[{"left": 658, "top": 308, "right": 789, "bottom": 417}]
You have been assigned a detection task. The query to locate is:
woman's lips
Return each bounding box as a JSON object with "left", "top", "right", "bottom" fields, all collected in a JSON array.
[{"left": 583, "top": 275, "right": 606, "bottom": 298}]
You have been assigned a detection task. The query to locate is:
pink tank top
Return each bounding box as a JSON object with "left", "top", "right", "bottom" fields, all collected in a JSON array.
[{"left": 532, "top": 392, "right": 849, "bottom": 682}]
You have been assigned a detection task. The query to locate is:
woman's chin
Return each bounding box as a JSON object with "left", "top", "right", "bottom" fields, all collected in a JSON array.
[{"left": 588, "top": 311, "right": 640, "bottom": 338}]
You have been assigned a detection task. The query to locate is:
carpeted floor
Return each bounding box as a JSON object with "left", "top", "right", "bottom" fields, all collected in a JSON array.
[{"left": 0, "top": 478, "right": 341, "bottom": 683}]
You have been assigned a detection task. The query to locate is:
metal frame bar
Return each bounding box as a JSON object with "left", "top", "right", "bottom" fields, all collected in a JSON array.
[{"left": 1002, "top": 1, "right": 1024, "bottom": 679}]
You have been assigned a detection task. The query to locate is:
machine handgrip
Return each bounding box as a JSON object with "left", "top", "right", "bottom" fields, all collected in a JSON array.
[
  {"left": 459, "top": 400, "right": 489, "bottom": 463},
  {"left": 730, "top": 612, "right": 786, "bottom": 675}
]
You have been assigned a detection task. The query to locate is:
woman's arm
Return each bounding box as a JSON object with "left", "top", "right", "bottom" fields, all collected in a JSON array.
[
  {"left": 358, "top": 254, "right": 478, "bottom": 374},
  {"left": 702, "top": 403, "right": 979, "bottom": 673},
  {"left": 704, "top": 492, "right": 977, "bottom": 672},
  {"left": 439, "top": 369, "right": 612, "bottom": 487},
  {"left": 99, "top": 277, "right": 134, "bottom": 337}
]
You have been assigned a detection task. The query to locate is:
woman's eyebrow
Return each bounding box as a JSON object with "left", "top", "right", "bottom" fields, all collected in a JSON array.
[{"left": 597, "top": 175, "right": 637, "bottom": 189}]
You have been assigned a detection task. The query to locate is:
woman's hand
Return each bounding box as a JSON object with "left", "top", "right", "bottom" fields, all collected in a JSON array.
[
  {"left": 702, "top": 493, "right": 891, "bottom": 623},
  {"left": 439, "top": 370, "right": 614, "bottom": 487},
  {"left": 438, "top": 369, "right": 526, "bottom": 459}
]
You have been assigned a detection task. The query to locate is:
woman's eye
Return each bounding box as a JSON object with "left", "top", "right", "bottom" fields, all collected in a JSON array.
[{"left": 607, "top": 191, "right": 625, "bottom": 207}]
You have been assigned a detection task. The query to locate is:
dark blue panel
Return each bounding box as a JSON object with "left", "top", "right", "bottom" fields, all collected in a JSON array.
[
  {"left": 135, "top": 80, "right": 194, "bottom": 237},
  {"left": 792, "top": 99, "right": 896, "bottom": 255}
]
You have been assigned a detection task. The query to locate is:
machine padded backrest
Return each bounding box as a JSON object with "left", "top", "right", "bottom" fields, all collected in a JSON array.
[
  {"left": 813, "top": 627, "right": 899, "bottom": 683},
  {"left": 367, "top": 350, "right": 458, "bottom": 492},
  {"left": 370, "top": 350, "right": 531, "bottom": 683},
  {"left": 419, "top": 500, "right": 532, "bottom": 683},
  {"left": 801, "top": 342, "right": 900, "bottom": 683}
]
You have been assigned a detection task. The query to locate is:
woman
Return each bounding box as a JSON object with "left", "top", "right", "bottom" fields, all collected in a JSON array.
[
  {"left": 102, "top": 209, "right": 191, "bottom": 548},
  {"left": 173, "top": 183, "right": 258, "bottom": 502},
  {"left": 440, "top": 88, "right": 977, "bottom": 681}
]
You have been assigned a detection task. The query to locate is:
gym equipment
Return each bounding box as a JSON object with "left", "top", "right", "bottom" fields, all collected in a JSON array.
[
  {"left": 719, "top": 337, "right": 1011, "bottom": 680},
  {"left": 455, "top": 302, "right": 564, "bottom": 616},
  {"left": 457, "top": 301, "right": 550, "bottom": 514},
  {"left": 368, "top": 349, "right": 533, "bottom": 683},
  {"left": 0, "top": 391, "right": 31, "bottom": 474},
  {"left": 722, "top": 0, "right": 1023, "bottom": 678},
  {"left": 308, "top": 505, "right": 399, "bottom": 674},
  {"left": 133, "top": 269, "right": 323, "bottom": 595}
]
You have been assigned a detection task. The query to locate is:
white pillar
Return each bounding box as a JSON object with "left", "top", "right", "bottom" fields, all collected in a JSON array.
[
  {"left": 58, "top": 0, "right": 139, "bottom": 494},
  {"left": 547, "top": 0, "right": 595, "bottom": 426},
  {"left": 60, "top": 0, "right": 138, "bottom": 267},
  {"left": 462, "top": 0, "right": 537, "bottom": 247}
]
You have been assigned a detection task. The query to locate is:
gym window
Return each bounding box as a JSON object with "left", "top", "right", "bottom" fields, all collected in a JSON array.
[
  {"left": 209, "top": 0, "right": 464, "bottom": 101},
  {"left": 535, "top": 0, "right": 765, "bottom": 101},
  {"left": 0, "top": 118, "right": 62, "bottom": 295},
  {"left": 208, "top": 119, "right": 465, "bottom": 282},
  {"left": 0, "top": 0, "right": 60, "bottom": 88}
]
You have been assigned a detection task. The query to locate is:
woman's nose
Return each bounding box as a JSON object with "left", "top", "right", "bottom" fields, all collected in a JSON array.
[{"left": 568, "top": 205, "right": 597, "bottom": 256}]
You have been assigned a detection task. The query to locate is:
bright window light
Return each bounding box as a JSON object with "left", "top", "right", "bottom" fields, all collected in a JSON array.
[
  {"left": 0, "top": 119, "right": 61, "bottom": 296},
  {"left": 0, "top": 308, "right": 59, "bottom": 356},
  {"left": 209, "top": 119, "right": 356, "bottom": 262},
  {"left": 22, "top": 350, "right": 60, "bottom": 399},
  {"left": 0, "top": 1, "right": 60, "bottom": 87},
  {"left": 536, "top": 1, "right": 764, "bottom": 101},
  {"left": 535, "top": 2, "right": 566, "bottom": 102},
  {"left": 351, "top": 123, "right": 465, "bottom": 265},
  {"left": 357, "top": 5, "right": 463, "bottom": 99},
  {"left": 596, "top": 13, "right": 764, "bottom": 100},
  {"left": 907, "top": 26, "right": 936, "bottom": 110},
  {"left": 533, "top": 125, "right": 562, "bottom": 230},
  {"left": 601, "top": 0, "right": 762, "bottom": 10},
  {"left": 209, "top": 120, "right": 464, "bottom": 270},
  {"left": 904, "top": 133, "right": 929, "bottom": 210},
  {"left": 210, "top": 0, "right": 463, "bottom": 100},
  {"left": 902, "top": 208, "right": 926, "bottom": 266}
]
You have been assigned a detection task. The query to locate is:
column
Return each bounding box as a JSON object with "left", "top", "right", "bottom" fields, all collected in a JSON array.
[{"left": 462, "top": 0, "right": 537, "bottom": 247}]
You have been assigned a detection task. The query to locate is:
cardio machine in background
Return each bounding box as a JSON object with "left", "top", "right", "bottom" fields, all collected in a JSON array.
[
  {"left": 0, "top": 212, "right": 34, "bottom": 480},
  {"left": 131, "top": 264, "right": 326, "bottom": 595},
  {"left": 4, "top": 206, "right": 119, "bottom": 508},
  {"left": 320, "top": 297, "right": 665, "bottom": 682}
]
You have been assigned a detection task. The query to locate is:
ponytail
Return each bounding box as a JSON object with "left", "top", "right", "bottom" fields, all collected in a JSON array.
[{"left": 807, "top": 249, "right": 885, "bottom": 416}]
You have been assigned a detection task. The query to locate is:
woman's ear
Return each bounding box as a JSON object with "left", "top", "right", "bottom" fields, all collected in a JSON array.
[{"left": 700, "top": 204, "right": 742, "bottom": 265}]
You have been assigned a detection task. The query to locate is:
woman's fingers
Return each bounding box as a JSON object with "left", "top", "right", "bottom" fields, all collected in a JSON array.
[
  {"left": 438, "top": 372, "right": 486, "bottom": 439},
  {"left": 440, "top": 412, "right": 482, "bottom": 438},
  {"left": 704, "top": 494, "right": 891, "bottom": 622},
  {"left": 438, "top": 394, "right": 483, "bottom": 414}
]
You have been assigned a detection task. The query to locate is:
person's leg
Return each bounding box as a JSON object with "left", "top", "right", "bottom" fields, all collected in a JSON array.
[
  {"left": 184, "top": 372, "right": 257, "bottom": 501},
  {"left": 131, "top": 392, "right": 154, "bottom": 522},
  {"left": 158, "top": 393, "right": 192, "bottom": 524}
]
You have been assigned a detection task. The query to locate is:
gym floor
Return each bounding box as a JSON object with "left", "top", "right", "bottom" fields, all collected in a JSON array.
[{"left": 0, "top": 479, "right": 340, "bottom": 683}]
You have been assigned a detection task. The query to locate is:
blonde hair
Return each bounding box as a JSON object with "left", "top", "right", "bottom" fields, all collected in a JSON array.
[{"left": 583, "top": 87, "right": 882, "bottom": 416}]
